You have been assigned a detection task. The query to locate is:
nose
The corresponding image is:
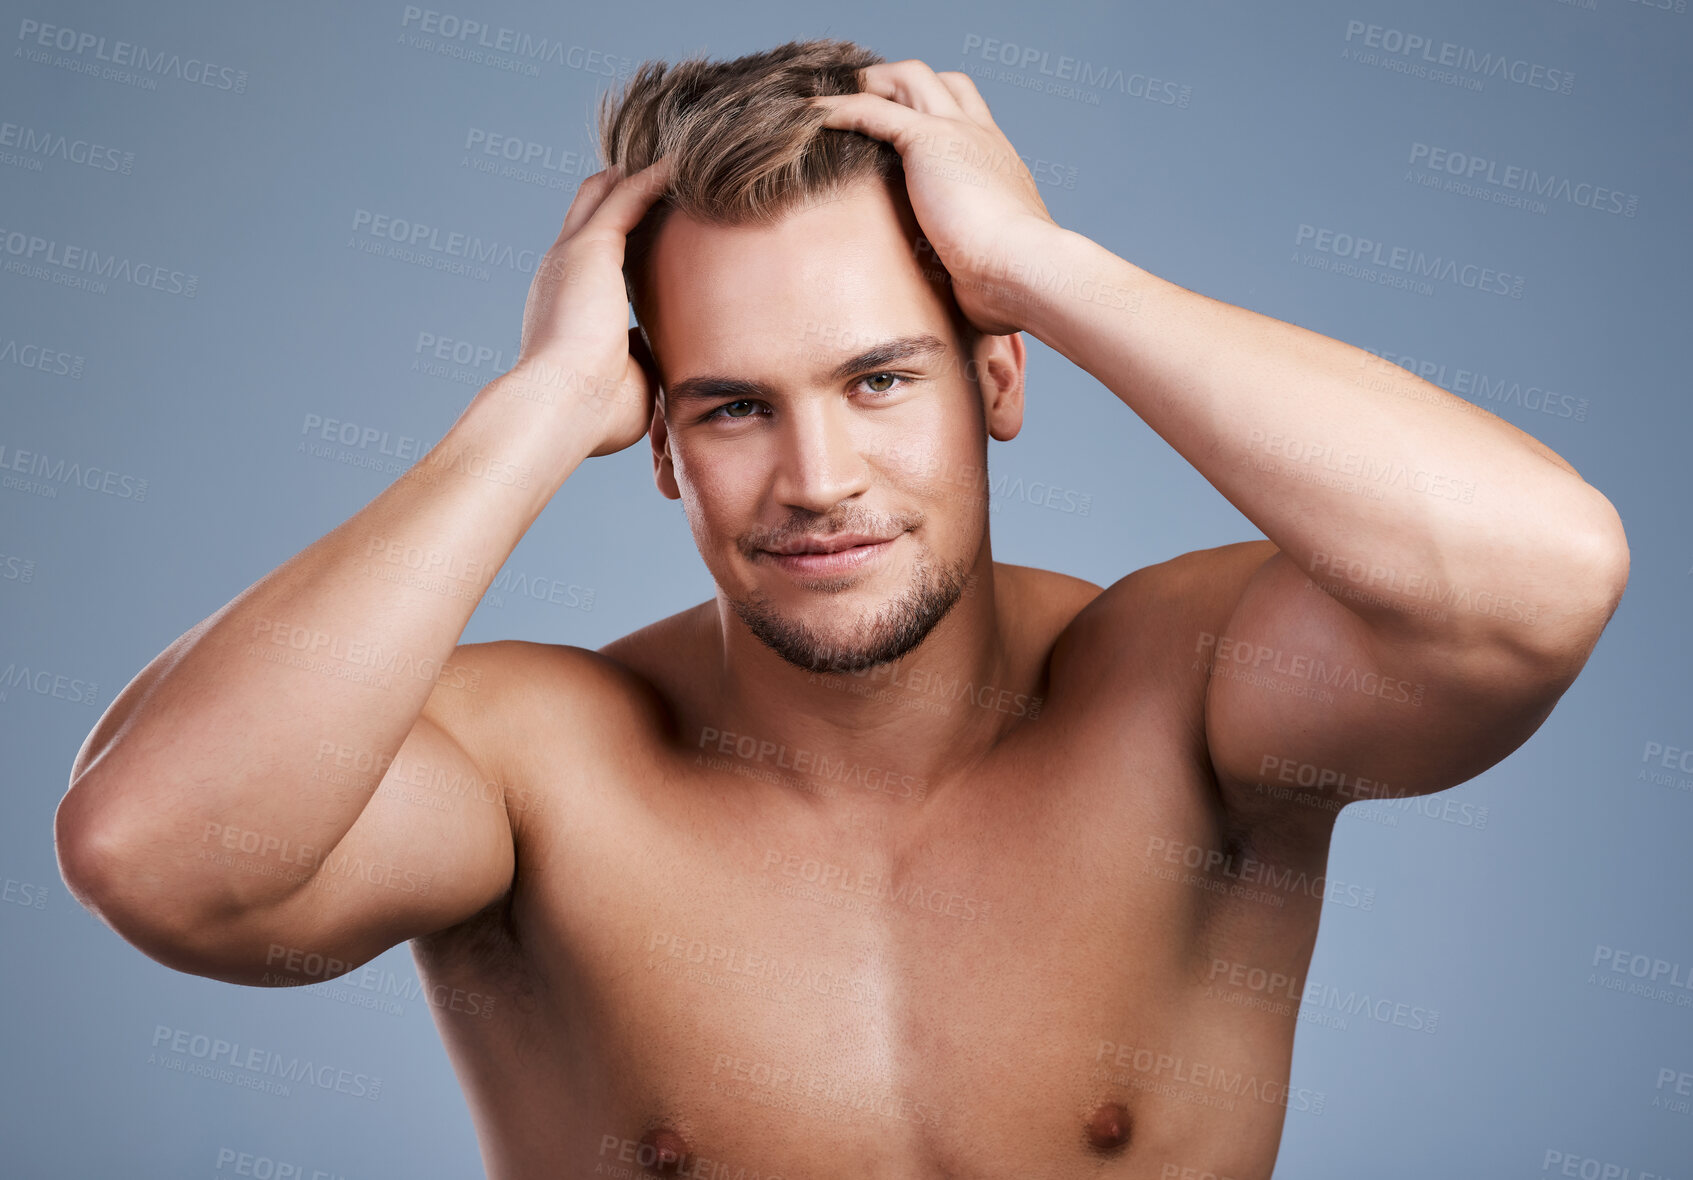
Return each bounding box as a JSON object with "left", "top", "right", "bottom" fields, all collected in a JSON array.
[{"left": 770, "top": 397, "right": 872, "bottom": 514}]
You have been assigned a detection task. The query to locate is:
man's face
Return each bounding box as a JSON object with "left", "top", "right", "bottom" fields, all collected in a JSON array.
[{"left": 638, "top": 174, "right": 1025, "bottom": 674}]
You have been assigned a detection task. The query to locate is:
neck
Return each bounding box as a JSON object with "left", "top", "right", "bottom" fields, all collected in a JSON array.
[{"left": 694, "top": 544, "right": 1029, "bottom": 816}]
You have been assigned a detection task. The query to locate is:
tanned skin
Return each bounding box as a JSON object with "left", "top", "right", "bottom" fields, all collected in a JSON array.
[{"left": 56, "top": 60, "right": 1627, "bottom": 1178}]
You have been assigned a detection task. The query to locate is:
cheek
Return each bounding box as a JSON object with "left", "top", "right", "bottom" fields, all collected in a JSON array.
[
  {"left": 670, "top": 436, "right": 766, "bottom": 526},
  {"left": 872, "top": 385, "right": 978, "bottom": 476},
  {"left": 907, "top": 401, "right": 988, "bottom": 506}
]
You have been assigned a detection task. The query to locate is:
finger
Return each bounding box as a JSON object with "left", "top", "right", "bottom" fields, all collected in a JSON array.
[
  {"left": 857, "top": 60, "right": 966, "bottom": 119},
  {"left": 808, "top": 91, "right": 929, "bottom": 153},
  {"left": 933, "top": 71, "right": 997, "bottom": 128},
  {"left": 577, "top": 154, "right": 677, "bottom": 242},
  {"left": 556, "top": 166, "right": 624, "bottom": 244}
]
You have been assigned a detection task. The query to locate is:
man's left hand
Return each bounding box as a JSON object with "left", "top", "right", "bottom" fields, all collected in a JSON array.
[{"left": 809, "top": 61, "right": 1068, "bottom": 336}]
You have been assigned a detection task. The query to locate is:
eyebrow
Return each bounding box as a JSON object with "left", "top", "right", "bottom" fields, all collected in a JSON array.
[{"left": 664, "top": 332, "right": 952, "bottom": 407}]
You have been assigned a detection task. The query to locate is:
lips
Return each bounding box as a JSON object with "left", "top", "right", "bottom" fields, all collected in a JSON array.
[
  {"left": 759, "top": 531, "right": 903, "bottom": 577},
  {"left": 765, "top": 532, "right": 894, "bottom": 556}
]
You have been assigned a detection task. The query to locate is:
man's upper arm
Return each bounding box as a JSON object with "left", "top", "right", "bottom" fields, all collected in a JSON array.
[
  {"left": 1196, "top": 540, "right": 1586, "bottom": 846},
  {"left": 181, "top": 640, "right": 547, "bottom": 985}
]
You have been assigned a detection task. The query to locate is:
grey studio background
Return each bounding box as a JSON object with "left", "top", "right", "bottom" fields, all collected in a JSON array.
[{"left": 2, "top": 0, "right": 1689, "bottom": 1175}]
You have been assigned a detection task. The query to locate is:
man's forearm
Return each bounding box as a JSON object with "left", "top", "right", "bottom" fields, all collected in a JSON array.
[
  {"left": 1014, "top": 228, "right": 1627, "bottom": 644},
  {"left": 57, "top": 372, "right": 602, "bottom": 916}
]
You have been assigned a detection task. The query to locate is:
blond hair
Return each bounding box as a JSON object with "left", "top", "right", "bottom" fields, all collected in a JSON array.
[{"left": 595, "top": 38, "right": 904, "bottom": 317}]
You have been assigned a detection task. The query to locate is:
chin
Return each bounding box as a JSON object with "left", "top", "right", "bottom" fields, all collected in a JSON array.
[{"left": 727, "top": 555, "right": 973, "bottom": 675}]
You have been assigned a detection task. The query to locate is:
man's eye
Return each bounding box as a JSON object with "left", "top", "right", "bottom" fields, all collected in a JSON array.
[
  {"left": 707, "top": 399, "right": 765, "bottom": 421},
  {"left": 703, "top": 375, "right": 912, "bottom": 422},
  {"left": 858, "top": 373, "right": 911, "bottom": 395}
]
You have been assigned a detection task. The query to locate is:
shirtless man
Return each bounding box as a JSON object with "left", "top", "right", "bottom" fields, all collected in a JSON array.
[{"left": 54, "top": 40, "right": 1628, "bottom": 1179}]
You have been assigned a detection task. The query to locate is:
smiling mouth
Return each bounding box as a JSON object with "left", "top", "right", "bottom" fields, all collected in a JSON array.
[
  {"left": 764, "top": 532, "right": 897, "bottom": 556},
  {"left": 758, "top": 532, "right": 904, "bottom": 576}
]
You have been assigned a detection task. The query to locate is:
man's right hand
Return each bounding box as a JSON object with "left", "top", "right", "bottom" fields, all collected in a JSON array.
[{"left": 509, "top": 157, "right": 675, "bottom": 457}]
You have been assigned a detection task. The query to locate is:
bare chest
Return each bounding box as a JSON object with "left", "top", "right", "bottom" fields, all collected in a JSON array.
[{"left": 418, "top": 714, "right": 1321, "bottom": 1178}]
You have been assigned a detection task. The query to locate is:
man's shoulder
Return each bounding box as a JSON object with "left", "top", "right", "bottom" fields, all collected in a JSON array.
[
  {"left": 1120, "top": 537, "right": 1274, "bottom": 598},
  {"left": 1041, "top": 537, "right": 1275, "bottom": 630},
  {"left": 437, "top": 635, "right": 655, "bottom": 696},
  {"left": 1043, "top": 539, "right": 1279, "bottom": 690},
  {"left": 416, "top": 635, "right": 687, "bottom": 854},
  {"left": 425, "top": 635, "right": 678, "bottom": 760}
]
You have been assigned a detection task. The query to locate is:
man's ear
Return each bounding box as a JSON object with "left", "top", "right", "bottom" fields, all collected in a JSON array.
[
  {"left": 649, "top": 393, "right": 681, "bottom": 501},
  {"left": 630, "top": 323, "right": 681, "bottom": 500},
  {"left": 973, "top": 329, "right": 1026, "bottom": 443}
]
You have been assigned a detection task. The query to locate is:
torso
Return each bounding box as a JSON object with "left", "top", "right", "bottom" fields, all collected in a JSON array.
[{"left": 411, "top": 553, "right": 1334, "bottom": 1179}]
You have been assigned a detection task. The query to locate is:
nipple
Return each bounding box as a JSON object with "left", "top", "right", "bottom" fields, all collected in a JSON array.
[
  {"left": 1085, "top": 1100, "right": 1132, "bottom": 1152},
  {"left": 637, "top": 1126, "right": 691, "bottom": 1174}
]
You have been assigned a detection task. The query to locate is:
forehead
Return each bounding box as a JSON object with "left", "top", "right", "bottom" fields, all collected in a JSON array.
[{"left": 641, "top": 175, "right": 953, "bottom": 378}]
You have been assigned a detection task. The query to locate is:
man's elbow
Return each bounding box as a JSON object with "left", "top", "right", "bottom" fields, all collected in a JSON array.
[
  {"left": 1566, "top": 488, "right": 1630, "bottom": 627},
  {"left": 55, "top": 791, "right": 244, "bottom": 978},
  {"left": 1515, "top": 490, "right": 1629, "bottom": 679}
]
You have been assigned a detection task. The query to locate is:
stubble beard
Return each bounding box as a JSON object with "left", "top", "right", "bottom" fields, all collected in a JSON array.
[{"left": 729, "top": 543, "right": 974, "bottom": 675}]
